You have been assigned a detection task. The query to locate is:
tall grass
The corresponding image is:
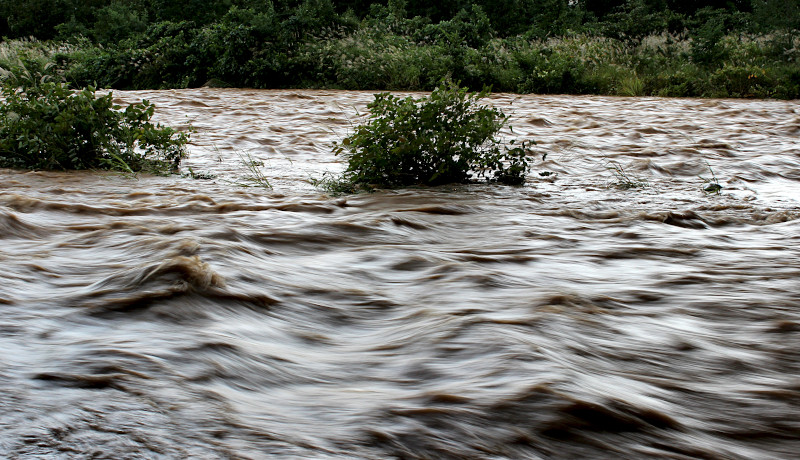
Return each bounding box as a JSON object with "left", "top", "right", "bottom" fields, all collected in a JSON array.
[
  {"left": 0, "top": 38, "right": 79, "bottom": 80},
  {"left": 294, "top": 30, "right": 798, "bottom": 98},
  {"left": 2, "top": 28, "right": 798, "bottom": 99}
]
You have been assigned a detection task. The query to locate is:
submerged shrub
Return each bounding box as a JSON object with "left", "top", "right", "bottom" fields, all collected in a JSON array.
[
  {"left": 332, "top": 81, "right": 532, "bottom": 188},
  {"left": 0, "top": 72, "right": 189, "bottom": 172}
]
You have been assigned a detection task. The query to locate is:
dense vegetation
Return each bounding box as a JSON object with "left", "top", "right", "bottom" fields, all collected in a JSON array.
[
  {"left": 0, "top": 0, "right": 798, "bottom": 98},
  {"left": 333, "top": 81, "right": 531, "bottom": 188},
  {"left": 0, "top": 68, "right": 188, "bottom": 172}
]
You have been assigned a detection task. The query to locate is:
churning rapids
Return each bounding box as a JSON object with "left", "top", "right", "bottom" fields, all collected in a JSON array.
[{"left": 1, "top": 89, "right": 799, "bottom": 459}]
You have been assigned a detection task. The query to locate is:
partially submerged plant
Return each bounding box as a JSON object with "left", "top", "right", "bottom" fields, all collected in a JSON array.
[
  {"left": 606, "top": 160, "right": 649, "bottom": 189},
  {"left": 310, "top": 171, "right": 359, "bottom": 195},
  {"left": 234, "top": 150, "right": 272, "bottom": 189},
  {"left": 184, "top": 166, "right": 217, "bottom": 180},
  {"left": 0, "top": 68, "right": 189, "bottom": 173},
  {"left": 332, "top": 80, "right": 533, "bottom": 189},
  {"left": 700, "top": 162, "right": 723, "bottom": 194}
]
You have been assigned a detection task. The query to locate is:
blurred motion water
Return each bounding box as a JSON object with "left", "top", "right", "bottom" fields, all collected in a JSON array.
[{"left": 1, "top": 89, "right": 799, "bottom": 459}]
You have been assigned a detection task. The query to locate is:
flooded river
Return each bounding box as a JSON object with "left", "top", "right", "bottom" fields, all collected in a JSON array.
[{"left": 1, "top": 89, "right": 799, "bottom": 459}]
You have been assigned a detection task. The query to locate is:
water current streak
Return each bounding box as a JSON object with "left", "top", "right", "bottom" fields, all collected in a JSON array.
[{"left": 1, "top": 90, "right": 799, "bottom": 459}]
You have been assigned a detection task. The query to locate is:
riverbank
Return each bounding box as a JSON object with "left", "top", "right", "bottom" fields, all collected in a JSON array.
[{"left": 2, "top": 28, "right": 798, "bottom": 99}]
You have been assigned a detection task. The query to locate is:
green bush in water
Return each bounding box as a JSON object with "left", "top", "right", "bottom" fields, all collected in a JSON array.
[
  {"left": 333, "top": 81, "right": 532, "bottom": 188},
  {"left": 0, "top": 70, "right": 189, "bottom": 172}
]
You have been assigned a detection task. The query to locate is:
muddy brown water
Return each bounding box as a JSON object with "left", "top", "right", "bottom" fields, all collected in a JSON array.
[{"left": 1, "top": 89, "right": 800, "bottom": 459}]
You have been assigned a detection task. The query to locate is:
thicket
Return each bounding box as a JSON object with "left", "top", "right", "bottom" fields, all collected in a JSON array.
[
  {"left": 0, "top": 0, "right": 798, "bottom": 98},
  {"left": 0, "top": 67, "right": 189, "bottom": 172},
  {"left": 332, "top": 81, "right": 531, "bottom": 187}
]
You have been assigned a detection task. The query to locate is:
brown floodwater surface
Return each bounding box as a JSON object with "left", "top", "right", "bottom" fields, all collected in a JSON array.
[{"left": 1, "top": 89, "right": 799, "bottom": 459}]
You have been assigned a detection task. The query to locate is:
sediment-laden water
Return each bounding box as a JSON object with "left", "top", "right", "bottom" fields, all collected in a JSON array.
[{"left": 1, "top": 89, "right": 799, "bottom": 459}]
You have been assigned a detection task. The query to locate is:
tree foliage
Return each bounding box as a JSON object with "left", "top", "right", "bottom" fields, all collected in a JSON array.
[{"left": 3, "top": 0, "right": 794, "bottom": 43}]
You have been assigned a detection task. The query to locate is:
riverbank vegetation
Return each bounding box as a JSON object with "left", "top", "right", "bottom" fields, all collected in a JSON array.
[{"left": 0, "top": 0, "right": 797, "bottom": 98}]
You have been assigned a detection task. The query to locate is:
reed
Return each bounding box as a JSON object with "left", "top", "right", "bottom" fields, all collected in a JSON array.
[
  {"left": 606, "top": 161, "right": 649, "bottom": 190},
  {"left": 234, "top": 151, "right": 272, "bottom": 189}
]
